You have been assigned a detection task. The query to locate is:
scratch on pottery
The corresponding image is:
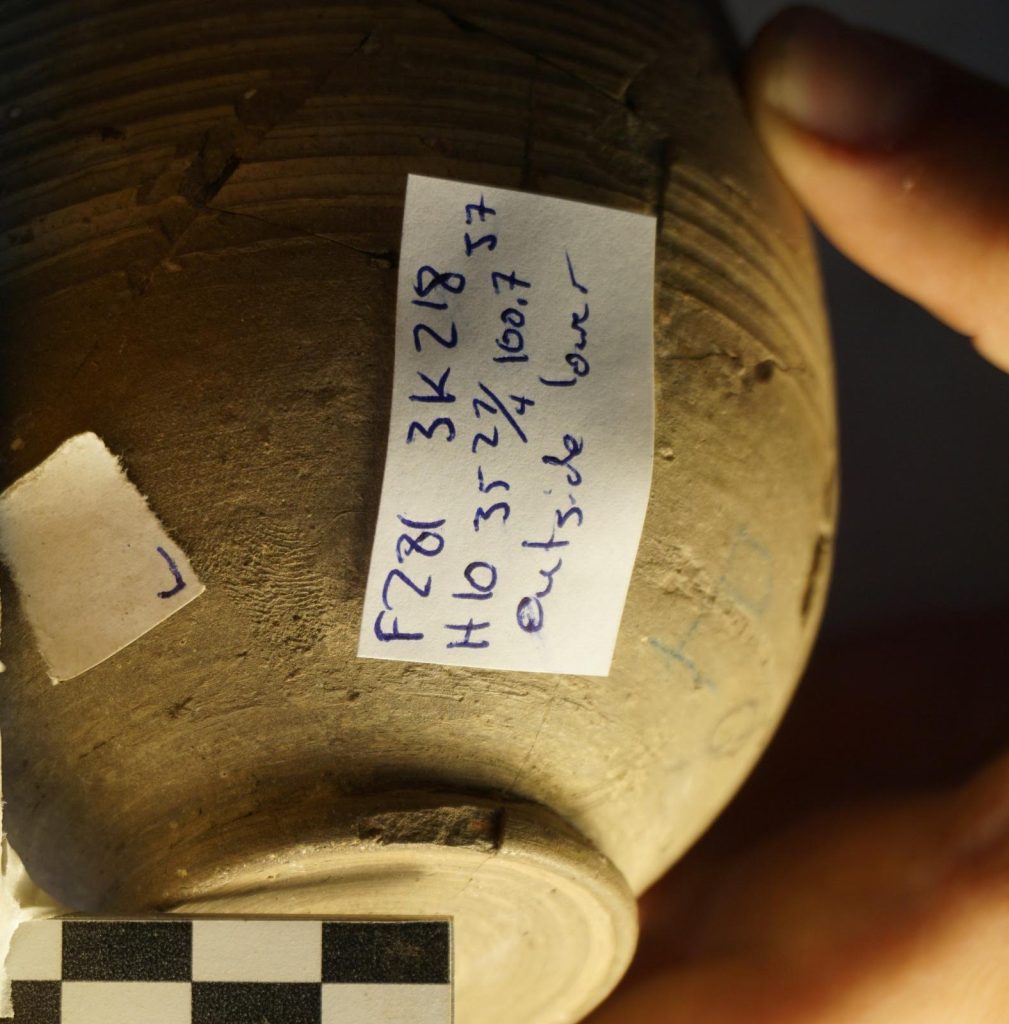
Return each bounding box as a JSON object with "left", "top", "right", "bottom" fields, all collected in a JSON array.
[{"left": 708, "top": 701, "right": 761, "bottom": 758}]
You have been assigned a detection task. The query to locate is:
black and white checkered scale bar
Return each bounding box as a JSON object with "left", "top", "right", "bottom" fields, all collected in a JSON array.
[{"left": 3, "top": 918, "right": 452, "bottom": 1023}]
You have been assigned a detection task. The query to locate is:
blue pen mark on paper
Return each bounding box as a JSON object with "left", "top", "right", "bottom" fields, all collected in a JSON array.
[
  {"left": 565, "top": 250, "right": 588, "bottom": 294},
  {"left": 156, "top": 546, "right": 186, "bottom": 599},
  {"left": 360, "top": 177, "right": 658, "bottom": 675}
]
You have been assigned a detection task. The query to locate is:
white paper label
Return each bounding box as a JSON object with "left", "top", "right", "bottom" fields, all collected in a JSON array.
[
  {"left": 358, "top": 175, "right": 655, "bottom": 677},
  {"left": 0, "top": 433, "right": 204, "bottom": 682}
]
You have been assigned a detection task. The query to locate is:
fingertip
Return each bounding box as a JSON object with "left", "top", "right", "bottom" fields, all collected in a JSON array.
[
  {"left": 972, "top": 327, "right": 1009, "bottom": 375},
  {"left": 745, "top": 6, "right": 936, "bottom": 151},
  {"left": 744, "top": 8, "right": 1009, "bottom": 372}
]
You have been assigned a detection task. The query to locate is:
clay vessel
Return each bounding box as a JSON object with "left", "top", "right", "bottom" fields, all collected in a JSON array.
[{"left": 0, "top": 1, "right": 836, "bottom": 1020}]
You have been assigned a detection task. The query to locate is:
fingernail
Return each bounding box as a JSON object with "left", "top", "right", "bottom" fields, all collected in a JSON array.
[{"left": 759, "top": 7, "right": 936, "bottom": 149}]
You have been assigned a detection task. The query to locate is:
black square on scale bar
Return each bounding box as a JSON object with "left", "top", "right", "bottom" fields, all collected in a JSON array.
[
  {"left": 4, "top": 981, "right": 61, "bottom": 1024},
  {"left": 322, "top": 921, "right": 451, "bottom": 984},
  {"left": 192, "top": 982, "right": 322, "bottom": 1023},
  {"left": 61, "top": 920, "right": 192, "bottom": 982}
]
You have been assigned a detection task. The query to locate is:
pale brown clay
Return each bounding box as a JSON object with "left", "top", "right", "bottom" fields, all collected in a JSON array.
[{"left": 0, "top": 2, "right": 836, "bottom": 1020}]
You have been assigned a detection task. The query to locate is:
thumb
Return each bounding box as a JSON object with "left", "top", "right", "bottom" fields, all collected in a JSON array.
[{"left": 745, "top": 6, "right": 1009, "bottom": 371}]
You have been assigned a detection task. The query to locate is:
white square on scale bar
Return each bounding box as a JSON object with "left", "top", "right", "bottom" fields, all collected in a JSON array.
[
  {"left": 192, "top": 919, "right": 322, "bottom": 983},
  {"left": 322, "top": 983, "right": 452, "bottom": 1024},
  {"left": 5, "top": 919, "right": 63, "bottom": 981},
  {"left": 61, "top": 981, "right": 192, "bottom": 1024}
]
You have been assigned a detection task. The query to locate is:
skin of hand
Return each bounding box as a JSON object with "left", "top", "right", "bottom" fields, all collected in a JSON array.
[
  {"left": 587, "top": 756, "right": 1009, "bottom": 1023},
  {"left": 744, "top": 5, "right": 1009, "bottom": 369},
  {"left": 586, "top": 7, "right": 1009, "bottom": 1023}
]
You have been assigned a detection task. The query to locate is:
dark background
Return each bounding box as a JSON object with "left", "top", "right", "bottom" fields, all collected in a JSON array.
[{"left": 725, "top": 0, "right": 1009, "bottom": 637}]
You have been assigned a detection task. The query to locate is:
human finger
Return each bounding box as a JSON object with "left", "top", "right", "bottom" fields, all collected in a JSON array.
[{"left": 745, "top": 6, "right": 1009, "bottom": 370}]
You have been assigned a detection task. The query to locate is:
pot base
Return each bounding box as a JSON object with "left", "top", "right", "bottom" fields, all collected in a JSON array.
[{"left": 132, "top": 794, "right": 637, "bottom": 1024}]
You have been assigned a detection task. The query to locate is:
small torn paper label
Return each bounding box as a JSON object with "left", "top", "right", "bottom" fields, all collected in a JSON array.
[
  {"left": 0, "top": 433, "right": 204, "bottom": 682},
  {"left": 358, "top": 175, "right": 656, "bottom": 677}
]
